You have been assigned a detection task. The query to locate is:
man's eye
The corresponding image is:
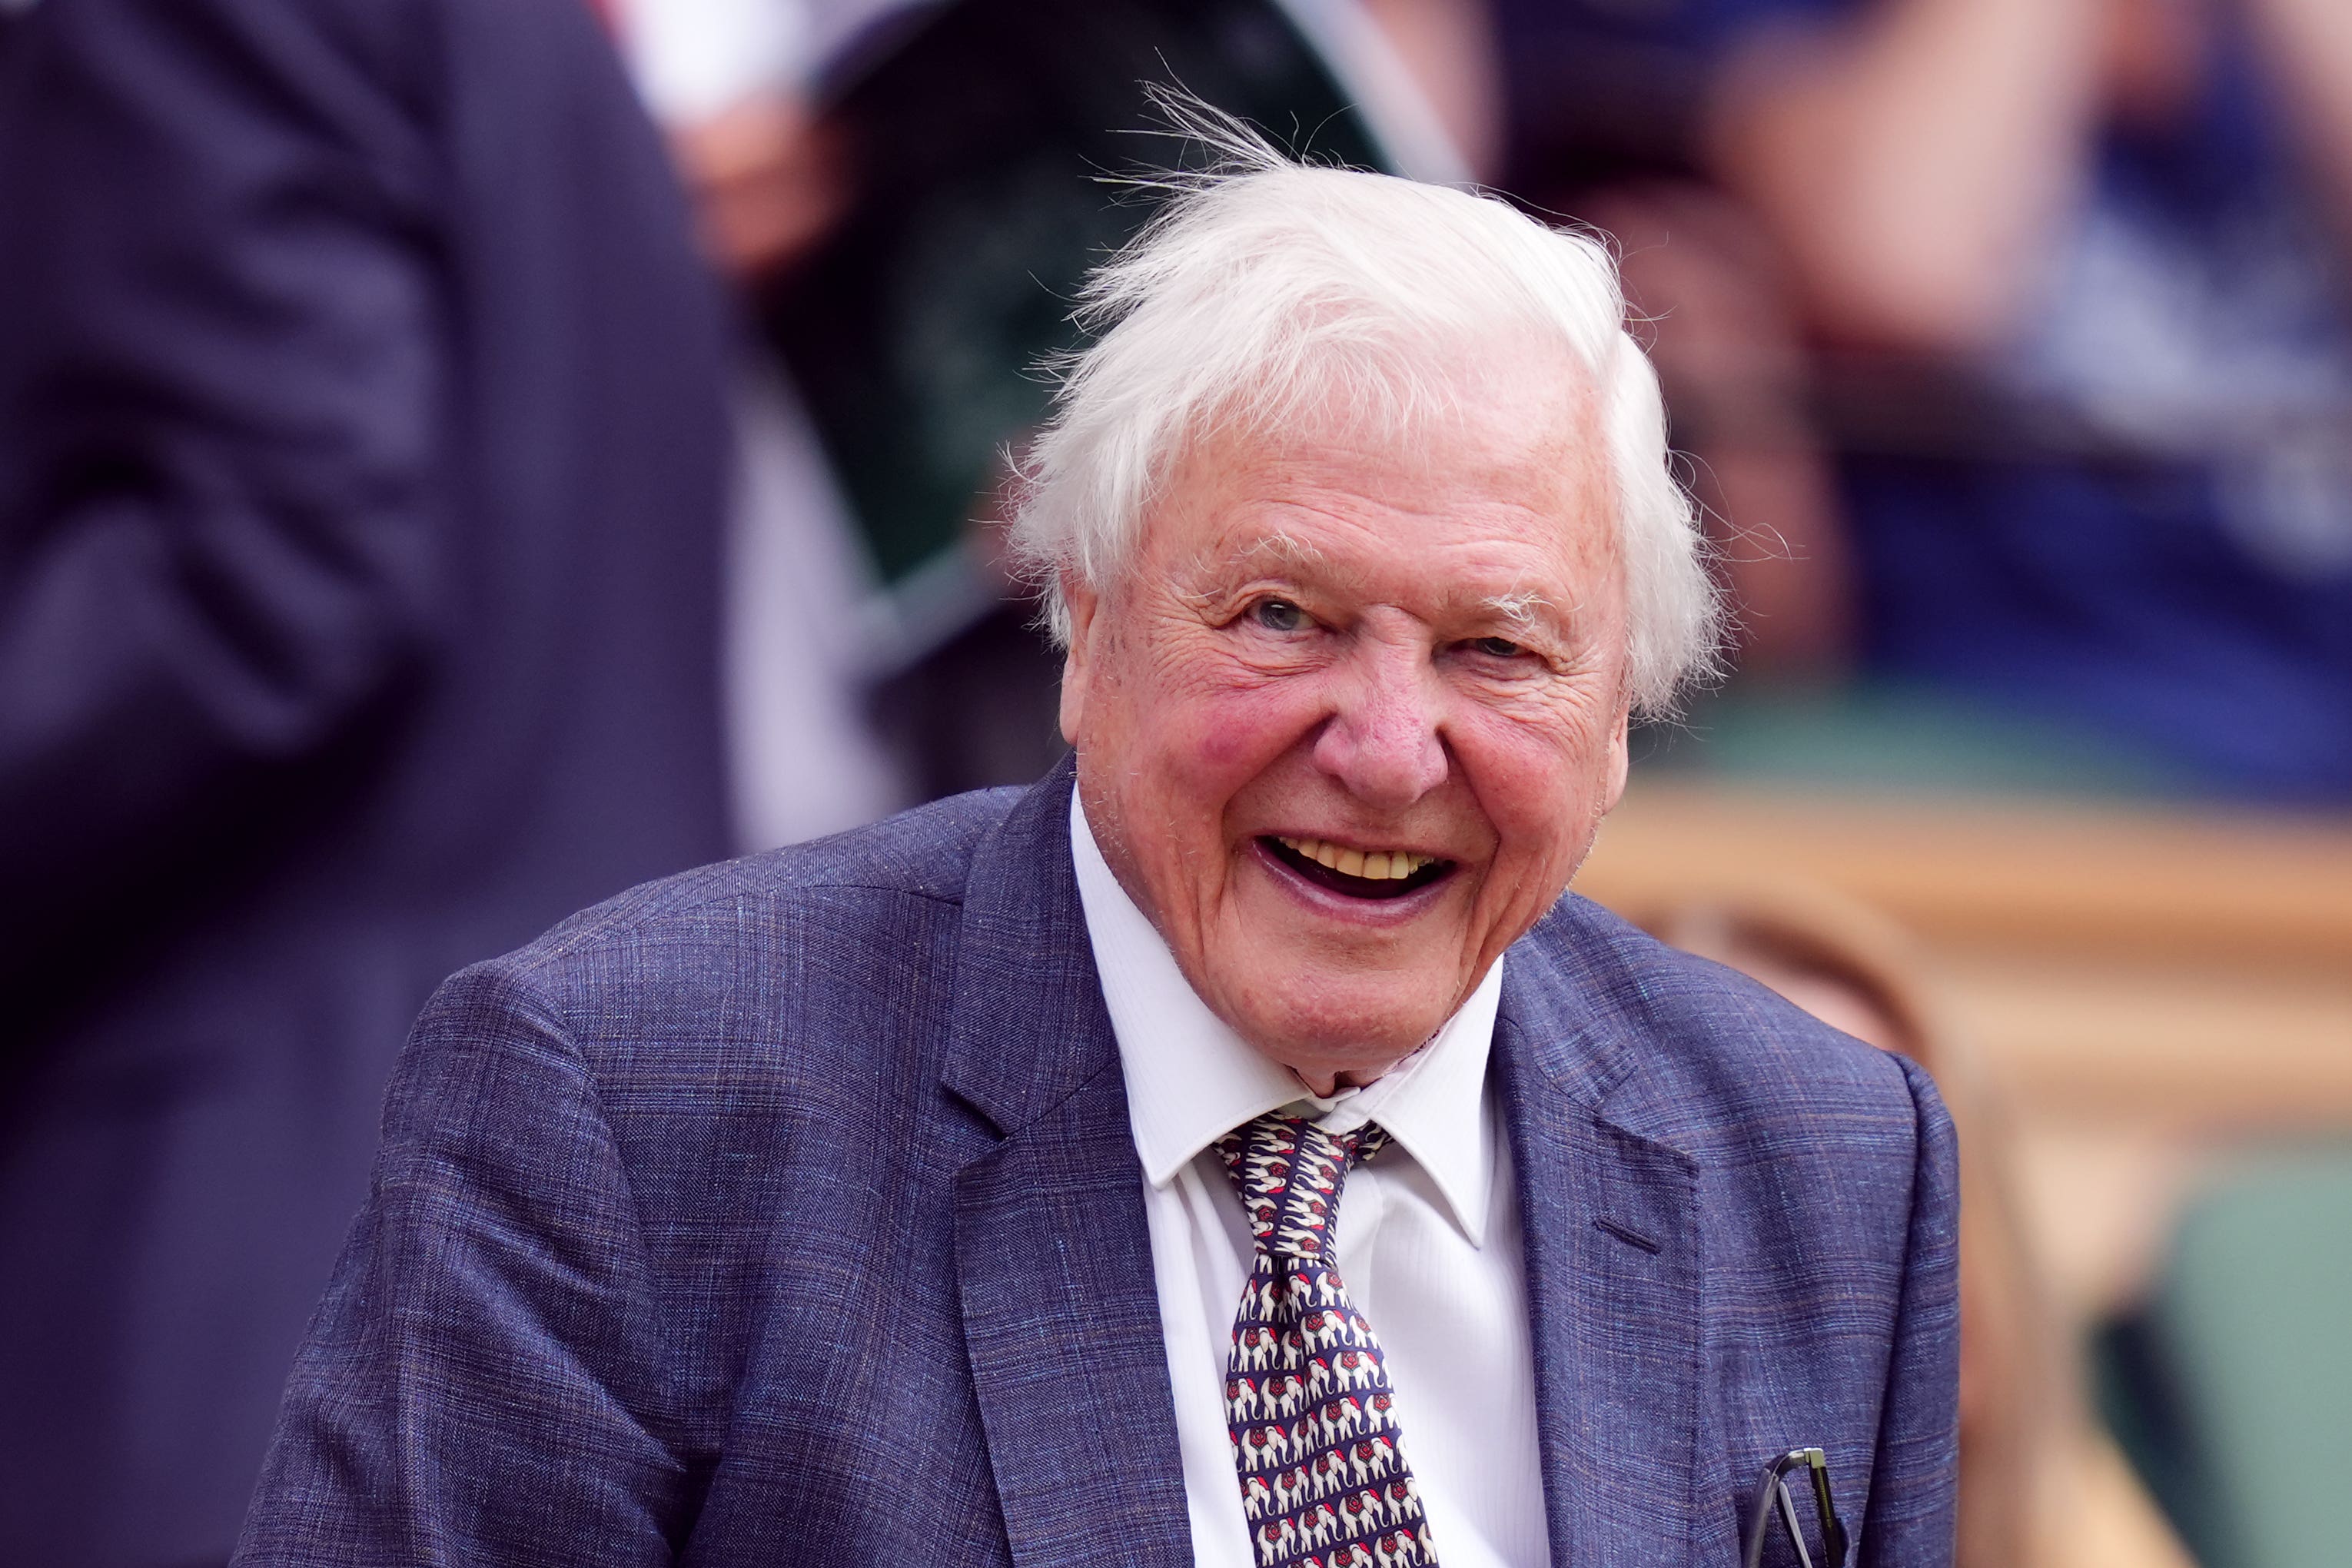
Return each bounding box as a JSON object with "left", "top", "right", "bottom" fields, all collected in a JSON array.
[
  {"left": 1251, "top": 599, "right": 1310, "bottom": 633},
  {"left": 1470, "top": 636, "right": 1524, "bottom": 659}
]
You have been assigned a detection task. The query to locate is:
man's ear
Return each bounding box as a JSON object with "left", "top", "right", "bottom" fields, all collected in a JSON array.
[
  {"left": 1601, "top": 703, "right": 1631, "bottom": 814},
  {"left": 1057, "top": 573, "right": 1102, "bottom": 746}
]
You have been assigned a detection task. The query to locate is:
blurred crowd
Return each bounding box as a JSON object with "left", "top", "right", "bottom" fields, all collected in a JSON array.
[{"left": 1, "top": 0, "right": 2347, "bottom": 1562}]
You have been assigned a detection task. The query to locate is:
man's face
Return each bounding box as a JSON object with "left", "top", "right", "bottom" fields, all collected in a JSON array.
[{"left": 1061, "top": 369, "right": 1633, "bottom": 1089}]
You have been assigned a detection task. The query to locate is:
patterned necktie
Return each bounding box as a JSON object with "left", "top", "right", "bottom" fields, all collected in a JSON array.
[{"left": 1217, "top": 1112, "right": 1440, "bottom": 1568}]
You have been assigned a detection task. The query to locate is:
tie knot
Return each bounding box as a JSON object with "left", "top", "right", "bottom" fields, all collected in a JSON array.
[{"left": 1215, "top": 1111, "right": 1390, "bottom": 1259}]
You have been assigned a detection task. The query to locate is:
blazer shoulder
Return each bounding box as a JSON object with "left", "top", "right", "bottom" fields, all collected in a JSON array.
[
  {"left": 1513, "top": 893, "right": 1931, "bottom": 1149},
  {"left": 447, "top": 786, "right": 1026, "bottom": 1007}
]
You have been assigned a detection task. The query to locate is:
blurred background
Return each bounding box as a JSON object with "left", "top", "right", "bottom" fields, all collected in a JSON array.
[{"left": 2, "top": 0, "right": 2347, "bottom": 1563}]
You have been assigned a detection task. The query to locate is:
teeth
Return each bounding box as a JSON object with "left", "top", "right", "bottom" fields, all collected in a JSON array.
[{"left": 1274, "top": 836, "right": 1436, "bottom": 881}]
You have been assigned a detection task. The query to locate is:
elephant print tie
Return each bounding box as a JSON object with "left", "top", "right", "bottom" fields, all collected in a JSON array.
[{"left": 1217, "top": 1112, "right": 1439, "bottom": 1568}]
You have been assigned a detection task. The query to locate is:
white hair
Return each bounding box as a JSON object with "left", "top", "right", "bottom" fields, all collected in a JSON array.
[{"left": 1007, "top": 111, "right": 1722, "bottom": 716}]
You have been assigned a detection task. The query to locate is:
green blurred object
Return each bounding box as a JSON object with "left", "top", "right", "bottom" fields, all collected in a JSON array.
[
  {"left": 2102, "top": 1154, "right": 2352, "bottom": 1568},
  {"left": 1632, "top": 679, "right": 2195, "bottom": 800}
]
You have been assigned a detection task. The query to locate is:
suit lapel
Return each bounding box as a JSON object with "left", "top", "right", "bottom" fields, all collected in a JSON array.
[
  {"left": 1497, "top": 948, "right": 1704, "bottom": 1568},
  {"left": 938, "top": 773, "right": 1708, "bottom": 1567},
  {"left": 941, "top": 762, "right": 1194, "bottom": 1568}
]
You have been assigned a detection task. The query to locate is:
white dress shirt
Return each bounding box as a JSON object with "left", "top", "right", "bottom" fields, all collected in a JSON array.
[{"left": 1071, "top": 796, "right": 1550, "bottom": 1568}]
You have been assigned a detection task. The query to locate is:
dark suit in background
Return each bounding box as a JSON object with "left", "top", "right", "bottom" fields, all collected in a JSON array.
[{"left": 0, "top": 0, "right": 733, "bottom": 1557}]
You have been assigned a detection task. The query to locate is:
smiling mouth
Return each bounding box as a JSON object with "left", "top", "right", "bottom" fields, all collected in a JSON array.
[{"left": 1261, "top": 835, "right": 1456, "bottom": 901}]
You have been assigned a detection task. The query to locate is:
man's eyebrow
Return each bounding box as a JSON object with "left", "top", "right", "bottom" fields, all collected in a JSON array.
[
  {"left": 1480, "top": 589, "right": 1565, "bottom": 633},
  {"left": 1176, "top": 533, "right": 1326, "bottom": 606},
  {"left": 1173, "top": 533, "right": 1324, "bottom": 610},
  {"left": 1189, "top": 539, "right": 1578, "bottom": 632},
  {"left": 1221, "top": 531, "right": 1326, "bottom": 574}
]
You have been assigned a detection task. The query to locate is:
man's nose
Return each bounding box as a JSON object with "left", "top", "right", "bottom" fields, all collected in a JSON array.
[{"left": 1311, "top": 640, "right": 1448, "bottom": 811}]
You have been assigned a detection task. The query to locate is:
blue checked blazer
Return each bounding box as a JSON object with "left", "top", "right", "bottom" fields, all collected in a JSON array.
[{"left": 237, "top": 759, "right": 1958, "bottom": 1566}]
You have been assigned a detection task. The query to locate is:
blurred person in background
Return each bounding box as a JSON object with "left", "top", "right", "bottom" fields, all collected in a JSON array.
[
  {"left": 1658, "top": 891, "right": 2198, "bottom": 1568},
  {"left": 1694, "top": 0, "right": 2352, "bottom": 799},
  {"left": 1489, "top": 0, "right": 1858, "bottom": 684},
  {"left": 0, "top": 0, "right": 733, "bottom": 1559},
  {"left": 603, "top": 0, "right": 913, "bottom": 846}
]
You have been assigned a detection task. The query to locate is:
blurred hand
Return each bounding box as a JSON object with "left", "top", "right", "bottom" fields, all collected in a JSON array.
[
  {"left": 1357, "top": 0, "right": 1503, "bottom": 182},
  {"left": 1708, "top": 0, "right": 2109, "bottom": 352},
  {"left": 2097, "top": 0, "right": 2211, "bottom": 127},
  {"left": 668, "top": 91, "right": 842, "bottom": 283},
  {"left": 1584, "top": 183, "right": 1857, "bottom": 678},
  {"left": 2237, "top": 0, "right": 2352, "bottom": 238}
]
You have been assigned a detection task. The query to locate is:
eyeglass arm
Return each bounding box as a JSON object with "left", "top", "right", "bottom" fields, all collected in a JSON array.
[{"left": 1742, "top": 1447, "right": 1849, "bottom": 1568}]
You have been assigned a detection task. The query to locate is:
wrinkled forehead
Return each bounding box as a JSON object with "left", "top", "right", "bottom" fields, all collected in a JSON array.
[{"left": 1141, "top": 347, "right": 1619, "bottom": 589}]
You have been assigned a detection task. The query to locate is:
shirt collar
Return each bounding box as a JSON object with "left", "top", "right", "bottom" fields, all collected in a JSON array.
[{"left": 1070, "top": 791, "right": 1501, "bottom": 1246}]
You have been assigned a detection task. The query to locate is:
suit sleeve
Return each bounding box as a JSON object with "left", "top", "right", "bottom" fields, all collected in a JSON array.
[
  {"left": 1858, "top": 1055, "right": 1962, "bottom": 1567},
  {"left": 0, "top": 0, "right": 445, "bottom": 967},
  {"left": 234, "top": 958, "right": 692, "bottom": 1563}
]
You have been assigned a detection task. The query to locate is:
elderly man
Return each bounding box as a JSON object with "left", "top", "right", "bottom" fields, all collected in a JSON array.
[{"left": 238, "top": 145, "right": 1957, "bottom": 1566}]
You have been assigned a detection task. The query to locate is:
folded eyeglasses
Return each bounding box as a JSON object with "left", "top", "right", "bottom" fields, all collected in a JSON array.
[{"left": 1741, "top": 1447, "right": 1849, "bottom": 1568}]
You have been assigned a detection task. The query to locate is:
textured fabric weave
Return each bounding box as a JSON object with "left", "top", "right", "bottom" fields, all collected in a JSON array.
[{"left": 1221, "top": 1115, "right": 1438, "bottom": 1568}]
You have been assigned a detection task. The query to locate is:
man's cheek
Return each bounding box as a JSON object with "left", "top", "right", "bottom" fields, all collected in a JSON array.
[
  {"left": 1480, "top": 768, "right": 1600, "bottom": 885},
  {"left": 1184, "top": 687, "right": 1321, "bottom": 779}
]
